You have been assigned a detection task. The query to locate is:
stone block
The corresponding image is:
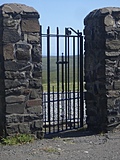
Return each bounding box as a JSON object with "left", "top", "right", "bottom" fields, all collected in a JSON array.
[
  {"left": 5, "top": 79, "right": 28, "bottom": 89},
  {"left": 1, "top": 3, "right": 39, "bottom": 16},
  {"left": 18, "top": 123, "right": 30, "bottom": 134},
  {"left": 104, "top": 15, "right": 115, "bottom": 26},
  {"left": 6, "top": 88, "right": 30, "bottom": 98},
  {"left": 5, "top": 71, "right": 25, "bottom": 79},
  {"left": 29, "top": 79, "right": 42, "bottom": 88},
  {"left": 106, "top": 40, "right": 120, "bottom": 50},
  {"left": 3, "top": 18, "right": 20, "bottom": 28},
  {"left": 32, "top": 71, "right": 41, "bottom": 78},
  {"left": 27, "top": 33, "right": 40, "bottom": 44},
  {"left": 15, "top": 50, "right": 31, "bottom": 61},
  {"left": 29, "top": 90, "right": 39, "bottom": 99},
  {"left": 3, "top": 28, "right": 21, "bottom": 43},
  {"left": 6, "top": 124, "right": 19, "bottom": 135},
  {"left": 4, "top": 61, "right": 26, "bottom": 71},
  {"left": 34, "top": 120, "right": 43, "bottom": 128},
  {"left": 105, "top": 51, "right": 120, "bottom": 57},
  {"left": 3, "top": 43, "right": 14, "bottom": 60},
  {"left": 6, "top": 95, "right": 26, "bottom": 103},
  {"left": 6, "top": 114, "right": 24, "bottom": 124},
  {"left": 6, "top": 103, "right": 25, "bottom": 114},
  {"left": 114, "top": 80, "right": 120, "bottom": 89},
  {"left": 26, "top": 99, "right": 41, "bottom": 107},
  {"left": 33, "top": 63, "right": 42, "bottom": 71},
  {"left": 15, "top": 43, "right": 31, "bottom": 61},
  {"left": 26, "top": 106, "right": 42, "bottom": 114},
  {"left": 21, "top": 19, "right": 40, "bottom": 32},
  {"left": 35, "top": 131, "right": 44, "bottom": 139},
  {"left": 106, "top": 90, "right": 120, "bottom": 98},
  {"left": 32, "top": 45, "right": 41, "bottom": 62},
  {"left": 24, "top": 114, "right": 42, "bottom": 122}
]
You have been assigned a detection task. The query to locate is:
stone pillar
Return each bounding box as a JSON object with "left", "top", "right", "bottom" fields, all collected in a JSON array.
[
  {"left": 84, "top": 7, "right": 120, "bottom": 132},
  {"left": 0, "top": 3, "right": 43, "bottom": 138}
]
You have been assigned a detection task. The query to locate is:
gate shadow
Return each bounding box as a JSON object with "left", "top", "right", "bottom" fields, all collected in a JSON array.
[{"left": 44, "top": 128, "right": 94, "bottom": 139}]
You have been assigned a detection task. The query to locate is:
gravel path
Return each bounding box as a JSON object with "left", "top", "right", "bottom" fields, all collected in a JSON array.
[{"left": 0, "top": 128, "right": 120, "bottom": 160}]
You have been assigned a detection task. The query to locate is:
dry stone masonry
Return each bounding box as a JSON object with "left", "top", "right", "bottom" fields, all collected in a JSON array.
[
  {"left": 0, "top": 3, "right": 43, "bottom": 138},
  {"left": 0, "top": 3, "right": 120, "bottom": 138},
  {"left": 84, "top": 7, "right": 120, "bottom": 132}
]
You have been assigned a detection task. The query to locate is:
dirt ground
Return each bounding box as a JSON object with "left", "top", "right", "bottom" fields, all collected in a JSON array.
[{"left": 0, "top": 127, "right": 120, "bottom": 160}]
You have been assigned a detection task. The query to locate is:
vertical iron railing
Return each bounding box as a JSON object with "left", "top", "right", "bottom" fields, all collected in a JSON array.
[
  {"left": 65, "top": 28, "right": 68, "bottom": 130},
  {"left": 80, "top": 34, "right": 84, "bottom": 127},
  {"left": 77, "top": 30, "right": 80, "bottom": 128},
  {"left": 56, "top": 27, "right": 60, "bottom": 132},
  {"left": 41, "top": 26, "right": 84, "bottom": 134},
  {"left": 47, "top": 27, "right": 51, "bottom": 133}
]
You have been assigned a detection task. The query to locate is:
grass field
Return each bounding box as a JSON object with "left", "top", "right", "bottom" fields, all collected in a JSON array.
[{"left": 42, "top": 55, "right": 82, "bottom": 92}]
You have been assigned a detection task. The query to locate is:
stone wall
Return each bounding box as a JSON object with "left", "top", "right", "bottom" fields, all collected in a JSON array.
[
  {"left": 0, "top": 3, "right": 43, "bottom": 138},
  {"left": 84, "top": 7, "right": 120, "bottom": 132}
]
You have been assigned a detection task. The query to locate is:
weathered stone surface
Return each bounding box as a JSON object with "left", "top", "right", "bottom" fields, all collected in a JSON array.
[
  {"left": 32, "top": 71, "right": 41, "bottom": 78},
  {"left": 5, "top": 71, "right": 25, "bottom": 79},
  {"left": 15, "top": 43, "right": 31, "bottom": 61},
  {"left": 6, "top": 95, "right": 26, "bottom": 103},
  {"left": 106, "top": 40, "right": 120, "bottom": 50},
  {"left": 104, "top": 15, "right": 115, "bottom": 26},
  {"left": 26, "top": 106, "right": 42, "bottom": 114},
  {"left": 34, "top": 120, "right": 43, "bottom": 128},
  {"left": 6, "top": 114, "right": 24, "bottom": 124},
  {"left": 5, "top": 87, "right": 30, "bottom": 96},
  {"left": 0, "top": 3, "right": 43, "bottom": 138},
  {"left": 4, "top": 61, "right": 26, "bottom": 71},
  {"left": 29, "top": 79, "right": 42, "bottom": 88},
  {"left": 106, "top": 90, "right": 120, "bottom": 98},
  {"left": 114, "top": 80, "right": 120, "bottom": 89},
  {"left": 5, "top": 79, "right": 29, "bottom": 89},
  {"left": 29, "top": 90, "right": 39, "bottom": 99},
  {"left": 6, "top": 103, "right": 25, "bottom": 114},
  {"left": 3, "top": 28, "right": 21, "bottom": 43},
  {"left": 33, "top": 63, "right": 42, "bottom": 71},
  {"left": 27, "top": 33, "right": 40, "bottom": 44},
  {"left": 1, "top": 3, "right": 39, "bottom": 16},
  {"left": 18, "top": 123, "right": 30, "bottom": 133},
  {"left": 84, "top": 7, "right": 120, "bottom": 132},
  {"left": 3, "top": 18, "right": 21, "bottom": 28},
  {"left": 6, "top": 124, "right": 19, "bottom": 135},
  {"left": 32, "top": 45, "right": 41, "bottom": 62},
  {"left": 21, "top": 19, "right": 40, "bottom": 32},
  {"left": 105, "top": 51, "right": 120, "bottom": 57},
  {"left": 26, "top": 99, "right": 41, "bottom": 107},
  {"left": 24, "top": 114, "right": 42, "bottom": 122},
  {"left": 3, "top": 43, "right": 14, "bottom": 60}
]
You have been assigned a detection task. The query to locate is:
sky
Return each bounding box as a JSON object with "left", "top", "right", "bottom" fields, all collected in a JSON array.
[
  {"left": 0, "top": 0, "right": 120, "bottom": 55},
  {"left": 0, "top": 0, "right": 120, "bottom": 33}
]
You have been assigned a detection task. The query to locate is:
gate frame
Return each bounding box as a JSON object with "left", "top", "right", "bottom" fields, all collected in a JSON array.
[{"left": 40, "top": 26, "right": 84, "bottom": 134}]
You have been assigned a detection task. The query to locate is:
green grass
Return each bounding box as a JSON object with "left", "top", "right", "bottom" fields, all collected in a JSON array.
[
  {"left": 0, "top": 134, "right": 35, "bottom": 145},
  {"left": 42, "top": 55, "right": 83, "bottom": 92},
  {"left": 43, "top": 82, "right": 79, "bottom": 92}
]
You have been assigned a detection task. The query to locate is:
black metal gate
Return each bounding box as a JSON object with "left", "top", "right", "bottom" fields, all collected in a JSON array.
[{"left": 40, "top": 26, "right": 84, "bottom": 134}]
